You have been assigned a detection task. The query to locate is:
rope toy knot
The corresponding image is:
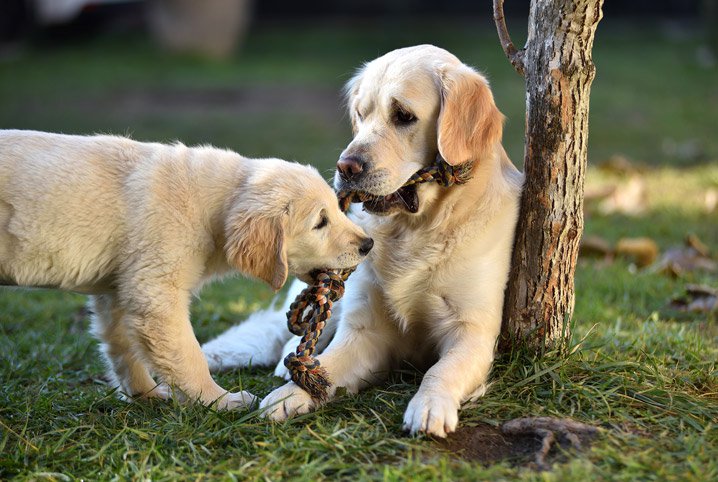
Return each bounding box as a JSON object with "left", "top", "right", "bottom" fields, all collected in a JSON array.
[
  {"left": 336, "top": 154, "right": 472, "bottom": 211},
  {"left": 283, "top": 268, "right": 351, "bottom": 402},
  {"left": 403, "top": 154, "right": 473, "bottom": 188},
  {"left": 284, "top": 154, "right": 472, "bottom": 401}
]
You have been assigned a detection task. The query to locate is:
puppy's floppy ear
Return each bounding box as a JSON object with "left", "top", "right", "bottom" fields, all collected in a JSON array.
[
  {"left": 225, "top": 213, "right": 288, "bottom": 291},
  {"left": 436, "top": 63, "right": 504, "bottom": 165}
]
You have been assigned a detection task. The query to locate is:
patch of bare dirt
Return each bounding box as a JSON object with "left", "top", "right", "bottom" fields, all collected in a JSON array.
[
  {"left": 437, "top": 419, "right": 599, "bottom": 470},
  {"left": 437, "top": 424, "right": 540, "bottom": 466}
]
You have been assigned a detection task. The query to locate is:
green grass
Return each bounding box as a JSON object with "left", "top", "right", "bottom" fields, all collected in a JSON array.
[{"left": 1, "top": 17, "right": 717, "bottom": 481}]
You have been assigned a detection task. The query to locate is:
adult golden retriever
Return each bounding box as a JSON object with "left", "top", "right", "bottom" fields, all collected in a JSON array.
[
  {"left": 0, "top": 130, "right": 372, "bottom": 409},
  {"left": 204, "top": 45, "right": 523, "bottom": 436}
]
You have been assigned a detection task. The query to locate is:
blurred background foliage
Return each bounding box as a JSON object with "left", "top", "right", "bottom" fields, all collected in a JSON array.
[
  {"left": 1, "top": 0, "right": 716, "bottom": 331},
  {"left": 0, "top": 0, "right": 716, "bottom": 173}
]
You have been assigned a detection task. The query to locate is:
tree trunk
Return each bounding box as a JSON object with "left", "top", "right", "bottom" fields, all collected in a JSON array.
[{"left": 494, "top": 0, "right": 604, "bottom": 351}]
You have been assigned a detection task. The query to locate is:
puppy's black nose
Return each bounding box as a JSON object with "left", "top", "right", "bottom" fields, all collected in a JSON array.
[
  {"left": 337, "top": 156, "right": 364, "bottom": 180},
  {"left": 359, "top": 237, "right": 374, "bottom": 256}
]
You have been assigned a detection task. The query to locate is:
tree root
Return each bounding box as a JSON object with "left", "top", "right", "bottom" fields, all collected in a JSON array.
[{"left": 501, "top": 417, "right": 600, "bottom": 470}]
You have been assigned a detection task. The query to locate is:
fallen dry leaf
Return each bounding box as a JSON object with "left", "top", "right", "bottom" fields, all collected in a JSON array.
[
  {"left": 597, "top": 175, "right": 647, "bottom": 216},
  {"left": 585, "top": 184, "right": 617, "bottom": 203},
  {"left": 615, "top": 237, "right": 659, "bottom": 268},
  {"left": 597, "top": 154, "right": 642, "bottom": 176},
  {"left": 685, "top": 233, "right": 711, "bottom": 257},
  {"left": 586, "top": 156, "right": 649, "bottom": 217},
  {"left": 653, "top": 235, "right": 717, "bottom": 277},
  {"left": 669, "top": 285, "right": 718, "bottom": 314},
  {"left": 579, "top": 235, "right": 613, "bottom": 259}
]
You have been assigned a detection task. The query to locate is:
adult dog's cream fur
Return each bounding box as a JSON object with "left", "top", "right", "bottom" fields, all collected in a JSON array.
[
  {"left": 0, "top": 130, "right": 370, "bottom": 409},
  {"left": 203, "top": 45, "right": 523, "bottom": 436}
]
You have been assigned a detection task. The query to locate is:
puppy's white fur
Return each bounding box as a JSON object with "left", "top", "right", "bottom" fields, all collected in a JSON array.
[
  {"left": 206, "top": 45, "right": 523, "bottom": 436},
  {"left": 0, "top": 130, "right": 369, "bottom": 409}
]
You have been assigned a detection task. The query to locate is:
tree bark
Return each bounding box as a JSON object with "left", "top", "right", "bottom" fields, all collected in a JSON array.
[{"left": 494, "top": 0, "right": 604, "bottom": 351}]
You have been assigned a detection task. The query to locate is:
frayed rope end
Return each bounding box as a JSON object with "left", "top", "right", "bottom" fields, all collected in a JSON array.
[{"left": 288, "top": 363, "right": 330, "bottom": 402}]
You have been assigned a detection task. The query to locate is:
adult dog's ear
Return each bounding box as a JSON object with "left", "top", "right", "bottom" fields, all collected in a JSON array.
[
  {"left": 436, "top": 63, "right": 504, "bottom": 165},
  {"left": 225, "top": 213, "right": 288, "bottom": 291},
  {"left": 344, "top": 65, "right": 366, "bottom": 135}
]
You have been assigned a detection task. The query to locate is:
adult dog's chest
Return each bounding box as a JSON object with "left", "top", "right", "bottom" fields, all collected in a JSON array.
[{"left": 368, "top": 221, "right": 458, "bottom": 327}]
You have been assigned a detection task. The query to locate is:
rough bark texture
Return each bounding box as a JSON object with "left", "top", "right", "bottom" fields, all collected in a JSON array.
[{"left": 498, "top": 0, "right": 604, "bottom": 351}]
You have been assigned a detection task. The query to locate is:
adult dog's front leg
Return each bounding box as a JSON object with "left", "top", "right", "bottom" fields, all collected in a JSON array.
[
  {"left": 260, "top": 322, "right": 397, "bottom": 420},
  {"left": 403, "top": 327, "right": 497, "bottom": 438},
  {"left": 261, "top": 283, "right": 400, "bottom": 420},
  {"left": 125, "top": 289, "right": 256, "bottom": 410}
]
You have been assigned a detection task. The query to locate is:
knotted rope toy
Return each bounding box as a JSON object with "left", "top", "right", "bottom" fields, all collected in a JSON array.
[
  {"left": 282, "top": 269, "right": 352, "bottom": 401},
  {"left": 283, "top": 154, "right": 473, "bottom": 401},
  {"left": 337, "top": 154, "right": 474, "bottom": 212}
]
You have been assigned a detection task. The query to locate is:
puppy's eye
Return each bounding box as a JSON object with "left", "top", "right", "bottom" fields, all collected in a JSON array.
[
  {"left": 393, "top": 108, "right": 417, "bottom": 126},
  {"left": 314, "top": 215, "right": 328, "bottom": 230},
  {"left": 355, "top": 110, "right": 363, "bottom": 121}
]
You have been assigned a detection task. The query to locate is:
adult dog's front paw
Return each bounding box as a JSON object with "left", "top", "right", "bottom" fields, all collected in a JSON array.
[
  {"left": 120, "top": 382, "right": 173, "bottom": 403},
  {"left": 403, "top": 389, "right": 459, "bottom": 438},
  {"left": 260, "top": 382, "right": 315, "bottom": 421},
  {"left": 143, "top": 382, "right": 173, "bottom": 400}
]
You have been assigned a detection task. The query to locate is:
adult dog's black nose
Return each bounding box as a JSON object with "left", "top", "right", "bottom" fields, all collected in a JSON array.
[
  {"left": 359, "top": 237, "right": 374, "bottom": 256},
  {"left": 337, "top": 156, "right": 364, "bottom": 180}
]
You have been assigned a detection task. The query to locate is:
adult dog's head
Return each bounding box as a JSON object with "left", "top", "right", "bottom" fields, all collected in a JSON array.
[
  {"left": 225, "top": 160, "right": 372, "bottom": 290},
  {"left": 336, "top": 45, "right": 504, "bottom": 215}
]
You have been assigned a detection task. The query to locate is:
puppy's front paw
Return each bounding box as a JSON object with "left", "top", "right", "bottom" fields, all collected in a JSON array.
[
  {"left": 403, "top": 390, "right": 459, "bottom": 438},
  {"left": 120, "top": 382, "right": 173, "bottom": 403},
  {"left": 144, "top": 382, "right": 173, "bottom": 400},
  {"left": 215, "top": 390, "right": 258, "bottom": 410},
  {"left": 260, "top": 382, "right": 315, "bottom": 421}
]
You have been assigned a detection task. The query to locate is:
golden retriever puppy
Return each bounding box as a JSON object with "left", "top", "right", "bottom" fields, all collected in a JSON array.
[
  {"left": 204, "top": 44, "right": 523, "bottom": 436},
  {"left": 0, "top": 130, "right": 372, "bottom": 409}
]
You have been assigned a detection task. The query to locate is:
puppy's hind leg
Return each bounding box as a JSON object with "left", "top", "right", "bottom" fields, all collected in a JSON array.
[
  {"left": 89, "top": 295, "right": 168, "bottom": 400},
  {"left": 124, "top": 288, "right": 256, "bottom": 410}
]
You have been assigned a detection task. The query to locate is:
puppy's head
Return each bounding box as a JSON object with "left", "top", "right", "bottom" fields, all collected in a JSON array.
[
  {"left": 225, "top": 160, "right": 372, "bottom": 290},
  {"left": 336, "top": 45, "right": 504, "bottom": 215}
]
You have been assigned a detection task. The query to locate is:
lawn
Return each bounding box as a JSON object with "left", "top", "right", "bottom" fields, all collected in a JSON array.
[{"left": 0, "top": 16, "right": 717, "bottom": 481}]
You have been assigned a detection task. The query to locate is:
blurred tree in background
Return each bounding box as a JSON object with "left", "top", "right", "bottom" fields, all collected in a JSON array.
[{"left": 148, "top": 0, "right": 252, "bottom": 59}]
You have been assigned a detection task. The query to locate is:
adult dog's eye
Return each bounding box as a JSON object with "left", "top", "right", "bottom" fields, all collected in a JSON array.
[
  {"left": 314, "top": 214, "right": 328, "bottom": 230},
  {"left": 393, "top": 108, "right": 417, "bottom": 126}
]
